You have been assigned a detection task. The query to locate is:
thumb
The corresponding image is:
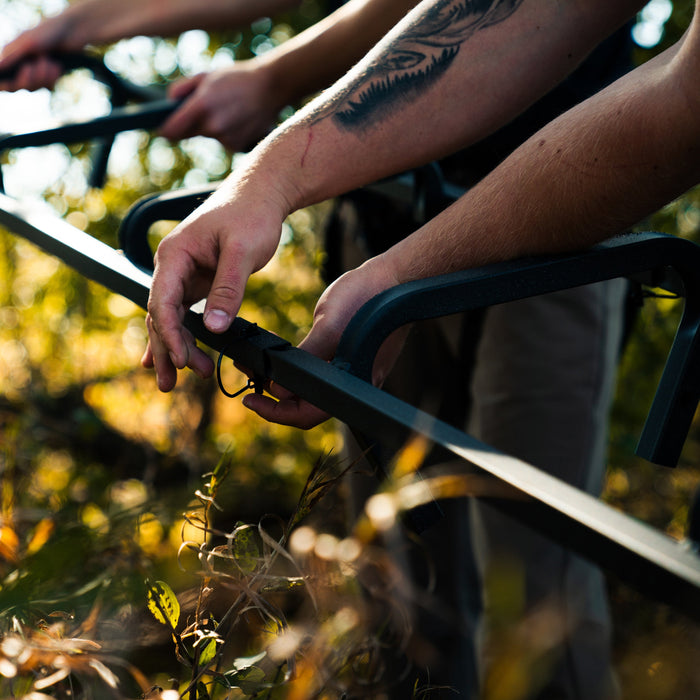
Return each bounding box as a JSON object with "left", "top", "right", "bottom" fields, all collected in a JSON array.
[
  {"left": 0, "top": 15, "right": 69, "bottom": 68},
  {"left": 160, "top": 76, "right": 206, "bottom": 139},
  {"left": 202, "top": 259, "right": 249, "bottom": 333},
  {"left": 297, "top": 317, "right": 343, "bottom": 363},
  {"left": 159, "top": 94, "right": 204, "bottom": 141},
  {"left": 166, "top": 74, "right": 203, "bottom": 100}
]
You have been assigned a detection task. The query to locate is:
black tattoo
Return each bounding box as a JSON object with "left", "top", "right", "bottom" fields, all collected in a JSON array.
[{"left": 307, "top": 0, "right": 523, "bottom": 131}]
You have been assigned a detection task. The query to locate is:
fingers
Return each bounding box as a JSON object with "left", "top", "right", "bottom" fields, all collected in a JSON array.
[
  {"left": 235, "top": 315, "right": 338, "bottom": 430},
  {"left": 144, "top": 172, "right": 285, "bottom": 394},
  {"left": 160, "top": 75, "right": 206, "bottom": 141},
  {"left": 144, "top": 313, "right": 179, "bottom": 392},
  {"left": 242, "top": 391, "right": 330, "bottom": 430},
  {"left": 0, "top": 55, "right": 63, "bottom": 91},
  {"left": 146, "top": 269, "right": 191, "bottom": 372},
  {"left": 166, "top": 74, "right": 201, "bottom": 101},
  {"left": 146, "top": 236, "right": 217, "bottom": 391},
  {"left": 0, "top": 31, "right": 42, "bottom": 72},
  {"left": 143, "top": 313, "right": 215, "bottom": 392},
  {"left": 160, "top": 67, "right": 276, "bottom": 152},
  {"left": 145, "top": 218, "right": 254, "bottom": 391},
  {"left": 0, "top": 18, "right": 70, "bottom": 90},
  {"left": 236, "top": 258, "right": 404, "bottom": 429}
]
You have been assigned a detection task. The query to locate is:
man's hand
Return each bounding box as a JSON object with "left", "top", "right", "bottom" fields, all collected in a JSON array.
[
  {"left": 242, "top": 254, "right": 407, "bottom": 429},
  {"left": 0, "top": 15, "right": 75, "bottom": 91},
  {"left": 161, "top": 62, "right": 281, "bottom": 151},
  {"left": 142, "top": 172, "right": 289, "bottom": 392}
]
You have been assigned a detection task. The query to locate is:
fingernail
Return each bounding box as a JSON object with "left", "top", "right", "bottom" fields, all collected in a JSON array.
[
  {"left": 169, "top": 351, "right": 181, "bottom": 368},
  {"left": 204, "top": 309, "right": 230, "bottom": 332}
]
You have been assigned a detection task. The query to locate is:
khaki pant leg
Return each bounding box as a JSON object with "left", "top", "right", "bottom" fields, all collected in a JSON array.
[{"left": 470, "top": 281, "right": 627, "bottom": 700}]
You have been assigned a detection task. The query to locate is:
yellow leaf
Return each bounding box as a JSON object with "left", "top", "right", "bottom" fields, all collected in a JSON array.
[
  {"left": 391, "top": 434, "right": 430, "bottom": 479},
  {"left": 0, "top": 525, "right": 19, "bottom": 564},
  {"left": 146, "top": 580, "right": 180, "bottom": 629},
  {"left": 27, "top": 518, "right": 55, "bottom": 556}
]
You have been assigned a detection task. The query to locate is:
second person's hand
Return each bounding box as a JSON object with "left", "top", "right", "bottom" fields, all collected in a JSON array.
[
  {"left": 242, "top": 254, "right": 407, "bottom": 429},
  {"left": 160, "top": 61, "right": 283, "bottom": 152},
  {"left": 0, "top": 12, "right": 76, "bottom": 91}
]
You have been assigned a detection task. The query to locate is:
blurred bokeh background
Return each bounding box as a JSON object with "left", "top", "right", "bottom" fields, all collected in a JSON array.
[{"left": 0, "top": 0, "right": 699, "bottom": 697}]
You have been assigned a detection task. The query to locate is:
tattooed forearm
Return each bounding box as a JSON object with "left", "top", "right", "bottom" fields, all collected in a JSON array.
[{"left": 305, "top": 0, "right": 523, "bottom": 130}]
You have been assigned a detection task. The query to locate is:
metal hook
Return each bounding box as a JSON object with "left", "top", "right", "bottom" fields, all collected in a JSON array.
[{"left": 216, "top": 350, "right": 257, "bottom": 398}]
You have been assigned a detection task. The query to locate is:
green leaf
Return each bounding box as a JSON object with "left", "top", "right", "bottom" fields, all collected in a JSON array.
[
  {"left": 146, "top": 579, "right": 180, "bottom": 629},
  {"left": 224, "top": 665, "right": 268, "bottom": 695},
  {"left": 232, "top": 651, "right": 267, "bottom": 671},
  {"left": 237, "top": 666, "right": 267, "bottom": 694},
  {"left": 215, "top": 653, "right": 269, "bottom": 692},
  {"left": 198, "top": 637, "right": 218, "bottom": 666},
  {"left": 260, "top": 576, "right": 305, "bottom": 593},
  {"left": 232, "top": 525, "right": 259, "bottom": 574},
  {"left": 208, "top": 453, "right": 232, "bottom": 498}
]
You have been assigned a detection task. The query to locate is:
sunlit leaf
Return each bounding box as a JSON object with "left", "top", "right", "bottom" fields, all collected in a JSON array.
[
  {"left": 239, "top": 666, "right": 268, "bottom": 694},
  {"left": 207, "top": 453, "right": 232, "bottom": 499},
  {"left": 232, "top": 650, "right": 267, "bottom": 671},
  {"left": 0, "top": 525, "right": 19, "bottom": 563},
  {"left": 26, "top": 518, "right": 55, "bottom": 556},
  {"left": 33, "top": 667, "right": 70, "bottom": 690},
  {"left": 198, "top": 638, "right": 217, "bottom": 666},
  {"left": 88, "top": 659, "right": 119, "bottom": 688},
  {"left": 391, "top": 434, "right": 430, "bottom": 479},
  {"left": 146, "top": 579, "right": 180, "bottom": 629}
]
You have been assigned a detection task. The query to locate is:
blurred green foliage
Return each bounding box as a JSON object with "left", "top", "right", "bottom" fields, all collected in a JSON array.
[
  {"left": 0, "top": 0, "right": 699, "bottom": 697},
  {"left": 0, "top": 0, "right": 335, "bottom": 667}
]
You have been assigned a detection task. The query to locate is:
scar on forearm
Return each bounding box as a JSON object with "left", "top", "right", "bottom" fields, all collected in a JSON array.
[
  {"left": 300, "top": 129, "right": 313, "bottom": 168},
  {"left": 303, "top": 0, "right": 523, "bottom": 131}
]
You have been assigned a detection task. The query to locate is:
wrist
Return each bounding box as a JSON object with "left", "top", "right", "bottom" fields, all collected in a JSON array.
[
  {"left": 379, "top": 238, "right": 416, "bottom": 287},
  {"left": 240, "top": 56, "right": 292, "bottom": 123},
  {"left": 254, "top": 50, "right": 304, "bottom": 111},
  {"left": 209, "top": 162, "right": 293, "bottom": 269},
  {"left": 366, "top": 252, "right": 402, "bottom": 293},
  {"left": 243, "top": 125, "right": 317, "bottom": 214}
]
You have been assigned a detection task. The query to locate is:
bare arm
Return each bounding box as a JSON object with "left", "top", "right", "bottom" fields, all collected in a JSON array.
[
  {"left": 245, "top": 4, "right": 700, "bottom": 428},
  {"left": 256, "top": 0, "right": 424, "bottom": 109},
  {"left": 159, "top": 0, "right": 422, "bottom": 149},
  {"left": 385, "top": 25, "right": 700, "bottom": 281},
  {"left": 0, "top": 0, "right": 301, "bottom": 87},
  {"left": 145, "top": 0, "right": 645, "bottom": 392},
  {"left": 252, "top": 0, "right": 645, "bottom": 206}
]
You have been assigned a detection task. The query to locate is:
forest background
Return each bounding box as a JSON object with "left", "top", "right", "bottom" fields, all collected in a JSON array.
[{"left": 0, "top": 0, "right": 699, "bottom": 698}]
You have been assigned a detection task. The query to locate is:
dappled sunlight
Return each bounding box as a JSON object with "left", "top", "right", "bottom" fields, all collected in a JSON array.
[{"left": 0, "top": 0, "right": 699, "bottom": 697}]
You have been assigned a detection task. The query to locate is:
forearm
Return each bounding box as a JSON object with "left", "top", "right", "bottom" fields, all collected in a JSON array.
[
  {"left": 37, "top": 0, "right": 302, "bottom": 48},
  {"left": 382, "top": 39, "right": 700, "bottom": 281},
  {"left": 243, "top": 0, "right": 643, "bottom": 212},
  {"left": 258, "top": 0, "right": 421, "bottom": 107}
]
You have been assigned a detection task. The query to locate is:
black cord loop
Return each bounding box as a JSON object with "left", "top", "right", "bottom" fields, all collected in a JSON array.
[{"left": 216, "top": 350, "right": 257, "bottom": 398}]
